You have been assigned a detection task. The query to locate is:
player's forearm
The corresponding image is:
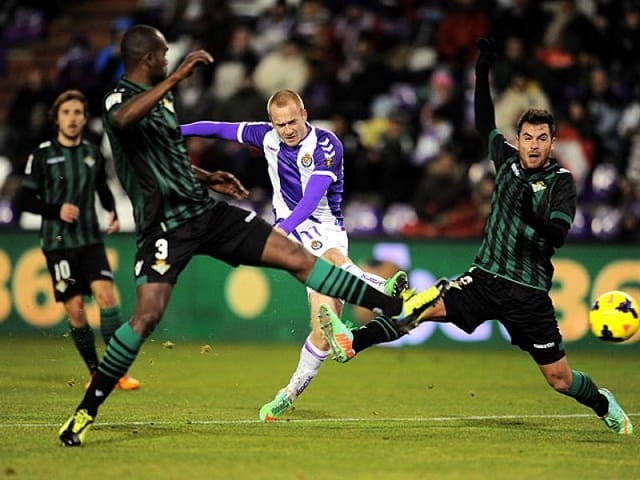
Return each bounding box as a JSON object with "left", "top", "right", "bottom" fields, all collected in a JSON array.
[
  {"left": 474, "top": 66, "right": 496, "bottom": 138},
  {"left": 278, "top": 175, "right": 331, "bottom": 234},
  {"left": 180, "top": 121, "right": 240, "bottom": 141},
  {"left": 96, "top": 183, "right": 118, "bottom": 219},
  {"left": 525, "top": 214, "right": 569, "bottom": 248},
  {"left": 15, "top": 187, "right": 59, "bottom": 219}
]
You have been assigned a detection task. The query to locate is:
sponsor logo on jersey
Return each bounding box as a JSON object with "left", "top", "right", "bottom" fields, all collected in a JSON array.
[
  {"left": 46, "top": 156, "right": 65, "bottom": 165},
  {"left": 151, "top": 259, "right": 171, "bottom": 275},
  {"left": 301, "top": 153, "right": 313, "bottom": 168}
]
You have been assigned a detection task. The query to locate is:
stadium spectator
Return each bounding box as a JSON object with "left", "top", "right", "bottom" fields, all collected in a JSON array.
[
  {"left": 319, "top": 38, "right": 634, "bottom": 437},
  {"left": 4, "top": 65, "right": 55, "bottom": 179},
  {"left": 14, "top": 89, "right": 140, "bottom": 391},
  {"left": 409, "top": 147, "right": 470, "bottom": 231},
  {"left": 335, "top": 32, "right": 393, "bottom": 122},
  {"left": 433, "top": 0, "right": 490, "bottom": 71},
  {"left": 491, "top": 0, "right": 549, "bottom": 57},
  {"left": 58, "top": 25, "right": 434, "bottom": 446},
  {"left": 94, "top": 17, "right": 133, "bottom": 95},
  {"left": 54, "top": 34, "right": 99, "bottom": 112},
  {"left": 253, "top": 36, "right": 310, "bottom": 99},
  {"left": 210, "top": 24, "right": 259, "bottom": 101},
  {"left": 251, "top": 0, "right": 295, "bottom": 57},
  {"left": 494, "top": 65, "right": 551, "bottom": 142},
  {"left": 580, "top": 66, "right": 624, "bottom": 165}
]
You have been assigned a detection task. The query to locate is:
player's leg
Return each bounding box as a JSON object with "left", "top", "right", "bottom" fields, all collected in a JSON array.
[
  {"left": 259, "top": 230, "right": 405, "bottom": 316},
  {"left": 320, "top": 281, "right": 448, "bottom": 362},
  {"left": 59, "top": 223, "right": 195, "bottom": 446},
  {"left": 59, "top": 282, "right": 172, "bottom": 446},
  {"left": 91, "top": 278, "right": 140, "bottom": 391},
  {"left": 259, "top": 292, "right": 341, "bottom": 422},
  {"left": 509, "top": 285, "right": 633, "bottom": 436},
  {"left": 538, "top": 356, "right": 633, "bottom": 435},
  {"left": 64, "top": 295, "right": 100, "bottom": 374},
  {"left": 44, "top": 249, "right": 101, "bottom": 375}
]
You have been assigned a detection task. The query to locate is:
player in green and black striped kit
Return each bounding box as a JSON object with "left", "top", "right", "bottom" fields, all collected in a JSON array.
[
  {"left": 58, "top": 24, "right": 436, "bottom": 446},
  {"left": 16, "top": 89, "right": 139, "bottom": 390},
  {"left": 319, "top": 37, "right": 633, "bottom": 436}
]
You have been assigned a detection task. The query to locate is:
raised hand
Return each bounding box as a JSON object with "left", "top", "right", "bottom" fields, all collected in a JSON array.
[
  {"left": 173, "top": 50, "right": 214, "bottom": 82},
  {"left": 476, "top": 37, "right": 497, "bottom": 71}
]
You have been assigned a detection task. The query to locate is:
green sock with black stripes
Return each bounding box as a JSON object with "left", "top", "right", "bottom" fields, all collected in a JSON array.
[
  {"left": 306, "top": 258, "right": 402, "bottom": 316},
  {"left": 100, "top": 306, "right": 124, "bottom": 345},
  {"left": 78, "top": 322, "right": 144, "bottom": 417},
  {"left": 69, "top": 324, "right": 99, "bottom": 374},
  {"left": 566, "top": 370, "right": 608, "bottom": 416},
  {"left": 352, "top": 316, "right": 402, "bottom": 353}
]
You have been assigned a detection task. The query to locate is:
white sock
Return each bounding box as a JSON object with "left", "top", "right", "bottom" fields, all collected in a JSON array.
[
  {"left": 285, "top": 335, "right": 329, "bottom": 401},
  {"left": 341, "top": 261, "right": 386, "bottom": 291}
]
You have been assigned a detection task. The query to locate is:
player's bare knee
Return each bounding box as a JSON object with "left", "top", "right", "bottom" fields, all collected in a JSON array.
[
  {"left": 546, "top": 375, "right": 571, "bottom": 393},
  {"left": 321, "top": 248, "right": 345, "bottom": 266},
  {"left": 131, "top": 310, "right": 162, "bottom": 336}
]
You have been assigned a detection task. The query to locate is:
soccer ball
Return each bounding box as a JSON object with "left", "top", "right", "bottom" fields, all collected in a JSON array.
[{"left": 589, "top": 290, "right": 640, "bottom": 342}]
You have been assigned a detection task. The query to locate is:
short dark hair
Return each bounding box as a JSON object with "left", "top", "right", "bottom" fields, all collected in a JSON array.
[
  {"left": 121, "top": 24, "right": 161, "bottom": 70},
  {"left": 516, "top": 108, "right": 555, "bottom": 137},
  {"left": 49, "top": 89, "right": 88, "bottom": 125}
]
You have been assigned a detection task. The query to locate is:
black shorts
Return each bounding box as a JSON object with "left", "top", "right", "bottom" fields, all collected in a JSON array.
[
  {"left": 443, "top": 267, "right": 565, "bottom": 365},
  {"left": 134, "top": 202, "right": 273, "bottom": 285},
  {"left": 44, "top": 244, "right": 113, "bottom": 302}
]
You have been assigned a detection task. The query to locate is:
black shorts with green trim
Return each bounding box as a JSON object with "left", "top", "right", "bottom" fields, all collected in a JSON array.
[{"left": 443, "top": 267, "right": 565, "bottom": 365}]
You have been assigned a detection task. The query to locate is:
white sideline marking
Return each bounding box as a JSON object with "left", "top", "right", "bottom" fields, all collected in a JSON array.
[{"left": 2, "top": 412, "right": 639, "bottom": 428}]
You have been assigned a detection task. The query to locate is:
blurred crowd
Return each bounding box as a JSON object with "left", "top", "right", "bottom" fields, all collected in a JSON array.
[{"left": 0, "top": 0, "right": 639, "bottom": 241}]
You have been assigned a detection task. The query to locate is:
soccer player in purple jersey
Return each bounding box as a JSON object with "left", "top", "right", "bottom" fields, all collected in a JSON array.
[{"left": 181, "top": 90, "right": 409, "bottom": 421}]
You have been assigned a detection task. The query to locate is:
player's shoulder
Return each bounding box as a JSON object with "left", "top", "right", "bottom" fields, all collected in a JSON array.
[
  {"left": 313, "top": 125, "right": 341, "bottom": 145},
  {"left": 103, "top": 81, "right": 135, "bottom": 113},
  {"left": 30, "top": 140, "right": 53, "bottom": 156},
  {"left": 80, "top": 139, "right": 103, "bottom": 154}
]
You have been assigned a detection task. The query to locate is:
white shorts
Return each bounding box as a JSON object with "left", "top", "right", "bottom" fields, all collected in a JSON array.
[
  {"left": 289, "top": 218, "right": 349, "bottom": 297},
  {"left": 290, "top": 218, "right": 349, "bottom": 257}
]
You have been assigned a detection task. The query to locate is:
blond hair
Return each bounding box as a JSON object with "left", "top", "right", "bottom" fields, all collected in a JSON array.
[{"left": 266, "top": 89, "right": 305, "bottom": 117}]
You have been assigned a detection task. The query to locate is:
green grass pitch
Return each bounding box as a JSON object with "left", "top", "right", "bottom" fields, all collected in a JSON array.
[{"left": 1, "top": 337, "right": 638, "bottom": 479}]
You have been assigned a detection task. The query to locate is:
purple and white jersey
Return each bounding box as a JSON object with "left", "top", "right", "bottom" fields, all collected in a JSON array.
[{"left": 237, "top": 121, "right": 345, "bottom": 229}]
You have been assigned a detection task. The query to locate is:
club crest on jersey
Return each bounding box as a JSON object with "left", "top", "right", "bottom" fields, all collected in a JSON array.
[
  {"left": 532, "top": 181, "right": 547, "bottom": 192},
  {"left": 55, "top": 279, "right": 68, "bottom": 293},
  {"left": 83, "top": 156, "right": 95, "bottom": 168},
  {"left": 162, "top": 98, "right": 175, "bottom": 113},
  {"left": 151, "top": 259, "right": 171, "bottom": 275},
  {"left": 310, "top": 239, "right": 323, "bottom": 250},
  {"left": 301, "top": 153, "right": 313, "bottom": 168}
]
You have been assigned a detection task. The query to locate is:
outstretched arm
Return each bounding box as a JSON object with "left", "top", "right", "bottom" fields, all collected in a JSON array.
[
  {"left": 180, "top": 121, "right": 241, "bottom": 141},
  {"left": 474, "top": 37, "right": 497, "bottom": 139}
]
